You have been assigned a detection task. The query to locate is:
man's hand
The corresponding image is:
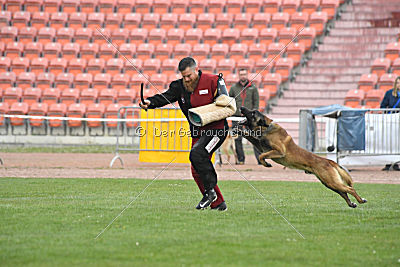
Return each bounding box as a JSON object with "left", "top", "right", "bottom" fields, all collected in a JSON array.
[{"left": 139, "top": 100, "right": 150, "bottom": 110}]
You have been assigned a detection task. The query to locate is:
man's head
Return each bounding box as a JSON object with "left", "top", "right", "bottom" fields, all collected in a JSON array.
[
  {"left": 238, "top": 68, "right": 249, "bottom": 84},
  {"left": 179, "top": 57, "right": 199, "bottom": 92}
]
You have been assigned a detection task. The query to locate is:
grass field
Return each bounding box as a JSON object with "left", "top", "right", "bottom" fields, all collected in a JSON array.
[{"left": 0, "top": 178, "right": 399, "bottom": 266}]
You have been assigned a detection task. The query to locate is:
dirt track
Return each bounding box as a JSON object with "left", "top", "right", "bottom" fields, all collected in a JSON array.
[{"left": 0, "top": 153, "right": 398, "bottom": 184}]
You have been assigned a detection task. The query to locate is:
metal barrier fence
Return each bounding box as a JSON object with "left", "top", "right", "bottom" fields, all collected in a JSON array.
[{"left": 299, "top": 108, "right": 400, "bottom": 166}]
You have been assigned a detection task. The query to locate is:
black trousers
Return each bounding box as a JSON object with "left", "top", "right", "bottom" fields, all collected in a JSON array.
[
  {"left": 189, "top": 128, "right": 228, "bottom": 191},
  {"left": 232, "top": 121, "right": 261, "bottom": 164}
]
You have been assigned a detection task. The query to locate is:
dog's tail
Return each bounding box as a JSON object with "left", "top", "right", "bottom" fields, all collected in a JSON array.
[{"left": 333, "top": 163, "right": 353, "bottom": 187}]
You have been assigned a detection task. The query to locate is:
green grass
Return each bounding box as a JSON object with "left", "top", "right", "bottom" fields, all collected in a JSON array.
[{"left": 0, "top": 178, "right": 399, "bottom": 266}]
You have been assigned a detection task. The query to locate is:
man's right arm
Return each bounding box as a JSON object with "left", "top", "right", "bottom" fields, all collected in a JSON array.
[{"left": 145, "top": 81, "right": 180, "bottom": 109}]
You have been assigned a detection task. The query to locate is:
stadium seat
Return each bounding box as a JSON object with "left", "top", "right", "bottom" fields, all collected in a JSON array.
[
  {"left": 99, "top": 43, "right": 115, "bottom": 60},
  {"left": 371, "top": 58, "right": 391, "bottom": 77},
  {"left": 203, "top": 28, "right": 221, "bottom": 46},
  {"left": 117, "top": 0, "right": 133, "bottom": 13},
  {"left": 124, "top": 58, "right": 143, "bottom": 76},
  {"left": 106, "top": 58, "right": 123, "bottom": 75},
  {"left": 55, "top": 72, "right": 75, "bottom": 89},
  {"left": 378, "top": 73, "right": 398, "bottom": 91},
  {"left": 357, "top": 73, "right": 377, "bottom": 91},
  {"left": 0, "top": 72, "right": 16, "bottom": 87},
  {"left": 1, "top": 26, "right": 18, "bottom": 43},
  {"left": 208, "top": 0, "right": 225, "bottom": 13},
  {"left": 221, "top": 28, "right": 239, "bottom": 46},
  {"left": 244, "top": 0, "right": 260, "bottom": 13},
  {"left": 263, "top": 0, "right": 281, "bottom": 14},
  {"left": 237, "top": 58, "right": 255, "bottom": 73},
  {"left": 92, "top": 28, "right": 110, "bottom": 45},
  {"left": 160, "top": 13, "right": 177, "bottom": 30},
  {"left": 230, "top": 43, "right": 248, "bottom": 62},
  {"left": 104, "top": 103, "right": 123, "bottom": 128},
  {"left": 192, "top": 43, "right": 210, "bottom": 62},
  {"left": 9, "top": 102, "right": 29, "bottom": 126},
  {"left": 67, "top": 103, "right": 86, "bottom": 128},
  {"left": 267, "top": 42, "right": 286, "bottom": 61},
  {"left": 12, "top": 11, "right": 31, "bottom": 29},
  {"left": 130, "top": 28, "right": 148, "bottom": 43},
  {"left": 150, "top": 73, "right": 168, "bottom": 90},
  {"left": 0, "top": 12, "right": 12, "bottom": 28},
  {"left": 189, "top": 0, "right": 206, "bottom": 14},
  {"left": 129, "top": 73, "right": 149, "bottom": 88},
  {"left": 135, "top": 0, "right": 153, "bottom": 13},
  {"left": 254, "top": 57, "right": 273, "bottom": 74},
  {"left": 271, "top": 12, "right": 290, "bottom": 30},
  {"left": 98, "top": 88, "right": 116, "bottom": 105},
  {"left": 75, "top": 28, "right": 93, "bottom": 46},
  {"left": 80, "top": 88, "right": 98, "bottom": 105},
  {"left": 225, "top": 73, "right": 238, "bottom": 87},
  {"left": 25, "top": 0, "right": 43, "bottom": 12},
  {"left": 344, "top": 89, "right": 364, "bottom": 108},
  {"left": 384, "top": 42, "right": 400, "bottom": 62},
  {"left": 161, "top": 58, "right": 179, "bottom": 76},
  {"left": 99, "top": 0, "right": 116, "bottom": 13},
  {"left": 148, "top": 28, "right": 167, "bottom": 45},
  {"left": 28, "top": 102, "right": 48, "bottom": 127},
  {"left": 217, "top": 58, "right": 236, "bottom": 73},
  {"left": 68, "top": 13, "right": 86, "bottom": 30},
  {"left": 49, "top": 58, "right": 67, "bottom": 75},
  {"left": 262, "top": 73, "right": 281, "bottom": 97},
  {"left": 278, "top": 27, "right": 297, "bottom": 43},
  {"left": 105, "top": 14, "right": 123, "bottom": 30},
  {"left": 24, "top": 42, "right": 42, "bottom": 60},
  {"left": 136, "top": 43, "right": 154, "bottom": 61},
  {"left": 320, "top": 0, "right": 339, "bottom": 20},
  {"left": 196, "top": 13, "right": 214, "bottom": 31},
  {"left": 185, "top": 28, "right": 203, "bottom": 46},
  {"left": 233, "top": 13, "right": 251, "bottom": 31},
  {"left": 178, "top": 13, "right": 195, "bottom": 31},
  {"left": 10, "top": 57, "right": 29, "bottom": 75},
  {"left": 226, "top": 0, "right": 243, "bottom": 14},
  {"left": 123, "top": 13, "right": 141, "bottom": 29},
  {"left": 37, "top": 27, "right": 56, "bottom": 44},
  {"left": 240, "top": 28, "right": 259, "bottom": 47},
  {"left": 5, "top": 42, "right": 23, "bottom": 59},
  {"left": 111, "top": 73, "right": 130, "bottom": 90},
  {"left": 60, "top": 88, "right": 79, "bottom": 105},
  {"left": 142, "top": 13, "right": 160, "bottom": 31},
  {"left": 49, "top": 12, "right": 67, "bottom": 29},
  {"left": 259, "top": 28, "right": 277, "bottom": 46},
  {"left": 0, "top": 102, "right": 9, "bottom": 127},
  {"left": 301, "top": 0, "right": 319, "bottom": 15},
  {"left": 119, "top": 43, "right": 136, "bottom": 59},
  {"left": 81, "top": 44, "right": 100, "bottom": 63},
  {"left": 66, "top": 57, "right": 86, "bottom": 76},
  {"left": 86, "top": 102, "right": 105, "bottom": 128},
  {"left": 275, "top": 57, "right": 294, "bottom": 82},
  {"left": 143, "top": 58, "right": 161, "bottom": 75},
  {"left": 391, "top": 57, "right": 400, "bottom": 76},
  {"left": 75, "top": 73, "right": 93, "bottom": 89},
  {"left": 37, "top": 72, "right": 55, "bottom": 89},
  {"left": 3, "top": 86, "right": 22, "bottom": 106},
  {"left": 211, "top": 43, "right": 229, "bottom": 61},
  {"left": 282, "top": 0, "right": 300, "bottom": 15},
  {"left": 42, "top": 87, "right": 60, "bottom": 105},
  {"left": 171, "top": 0, "right": 188, "bottom": 14},
  {"left": 199, "top": 58, "right": 216, "bottom": 73},
  {"left": 215, "top": 13, "right": 233, "bottom": 30},
  {"left": 81, "top": 0, "right": 98, "bottom": 14},
  {"left": 167, "top": 28, "right": 184, "bottom": 46},
  {"left": 62, "top": 0, "right": 79, "bottom": 13},
  {"left": 248, "top": 72, "right": 262, "bottom": 88},
  {"left": 0, "top": 56, "right": 10, "bottom": 72},
  {"left": 173, "top": 43, "right": 191, "bottom": 59},
  {"left": 286, "top": 42, "right": 305, "bottom": 66},
  {"left": 93, "top": 73, "right": 111, "bottom": 89},
  {"left": 44, "top": 42, "right": 62, "bottom": 59},
  {"left": 168, "top": 73, "right": 181, "bottom": 83},
  {"left": 16, "top": 72, "right": 35, "bottom": 89},
  {"left": 297, "top": 26, "right": 316, "bottom": 50},
  {"left": 252, "top": 13, "right": 271, "bottom": 31},
  {"left": 31, "top": 12, "right": 49, "bottom": 29},
  {"left": 56, "top": 27, "right": 74, "bottom": 45},
  {"left": 48, "top": 103, "right": 67, "bottom": 128},
  {"left": 62, "top": 42, "right": 80, "bottom": 60},
  {"left": 309, "top": 11, "right": 328, "bottom": 35},
  {"left": 290, "top": 11, "right": 309, "bottom": 30},
  {"left": 364, "top": 89, "right": 385, "bottom": 108},
  {"left": 117, "top": 88, "right": 136, "bottom": 105},
  {"left": 5, "top": 0, "right": 24, "bottom": 13}
]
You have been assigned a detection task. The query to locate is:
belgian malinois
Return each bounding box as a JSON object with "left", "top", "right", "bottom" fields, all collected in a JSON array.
[{"left": 239, "top": 107, "right": 367, "bottom": 208}]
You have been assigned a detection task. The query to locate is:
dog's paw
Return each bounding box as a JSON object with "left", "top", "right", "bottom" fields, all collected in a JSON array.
[
  {"left": 261, "top": 160, "right": 272, "bottom": 168},
  {"left": 361, "top": 198, "right": 367, "bottom": 203},
  {"left": 349, "top": 202, "right": 357, "bottom": 208}
]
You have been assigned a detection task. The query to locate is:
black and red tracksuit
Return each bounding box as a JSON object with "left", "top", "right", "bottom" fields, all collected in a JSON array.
[{"left": 147, "top": 70, "right": 228, "bottom": 208}]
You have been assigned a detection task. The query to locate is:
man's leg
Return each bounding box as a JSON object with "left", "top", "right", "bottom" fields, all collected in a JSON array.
[
  {"left": 253, "top": 146, "right": 262, "bottom": 164},
  {"left": 232, "top": 121, "right": 245, "bottom": 163}
]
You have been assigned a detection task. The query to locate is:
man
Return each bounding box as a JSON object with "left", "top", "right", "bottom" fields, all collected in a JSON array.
[
  {"left": 139, "top": 57, "right": 229, "bottom": 210},
  {"left": 229, "top": 68, "right": 261, "bottom": 165}
]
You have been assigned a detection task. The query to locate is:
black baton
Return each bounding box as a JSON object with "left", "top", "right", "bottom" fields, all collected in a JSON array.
[{"left": 140, "top": 83, "right": 147, "bottom": 111}]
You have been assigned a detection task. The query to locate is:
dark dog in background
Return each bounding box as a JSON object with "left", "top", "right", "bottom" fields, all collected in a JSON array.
[{"left": 239, "top": 107, "right": 367, "bottom": 208}]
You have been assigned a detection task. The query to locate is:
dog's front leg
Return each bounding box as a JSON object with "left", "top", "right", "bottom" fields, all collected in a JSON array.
[{"left": 259, "top": 149, "right": 285, "bottom": 167}]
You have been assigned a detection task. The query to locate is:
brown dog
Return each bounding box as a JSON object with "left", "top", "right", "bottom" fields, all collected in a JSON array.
[
  {"left": 239, "top": 107, "right": 367, "bottom": 208},
  {"left": 221, "top": 131, "right": 238, "bottom": 164}
]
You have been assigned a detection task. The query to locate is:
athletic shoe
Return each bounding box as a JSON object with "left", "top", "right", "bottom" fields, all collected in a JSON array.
[
  {"left": 196, "top": 189, "right": 217, "bottom": 210},
  {"left": 211, "top": 201, "right": 227, "bottom": 211}
]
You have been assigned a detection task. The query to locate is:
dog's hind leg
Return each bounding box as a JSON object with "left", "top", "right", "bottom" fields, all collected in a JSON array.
[
  {"left": 322, "top": 183, "right": 358, "bottom": 208},
  {"left": 347, "top": 187, "right": 367, "bottom": 204}
]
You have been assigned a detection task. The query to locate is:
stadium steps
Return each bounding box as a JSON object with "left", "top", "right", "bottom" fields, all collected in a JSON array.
[{"left": 270, "top": 0, "right": 400, "bottom": 144}]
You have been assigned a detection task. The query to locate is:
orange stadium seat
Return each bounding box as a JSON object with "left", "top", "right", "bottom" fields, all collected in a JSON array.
[
  {"left": 42, "top": 88, "right": 60, "bottom": 105},
  {"left": 254, "top": 57, "right": 273, "bottom": 74},
  {"left": 244, "top": 0, "right": 261, "bottom": 13},
  {"left": 211, "top": 43, "right": 228, "bottom": 61},
  {"left": 226, "top": 0, "right": 243, "bottom": 14},
  {"left": 391, "top": 58, "right": 400, "bottom": 76},
  {"left": 237, "top": 58, "right": 255, "bottom": 73},
  {"left": 124, "top": 58, "right": 143, "bottom": 76},
  {"left": 111, "top": 28, "right": 129, "bottom": 46},
  {"left": 23, "top": 87, "right": 42, "bottom": 105},
  {"left": 37, "top": 27, "right": 56, "bottom": 44},
  {"left": 119, "top": 43, "right": 136, "bottom": 59},
  {"left": 167, "top": 28, "right": 184, "bottom": 45},
  {"left": 62, "top": 43, "right": 80, "bottom": 60},
  {"left": 357, "top": 74, "right": 377, "bottom": 91},
  {"left": 364, "top": 89, "right": 384, "bottom": 108},
  {"left": 297, "top": 26, "right": 316, "bottom": 50},
  {"left": 56, "top": 27, "right": 74, "bottom": 44},
  {"left": 0, "top": 11, "right": 11, "bottom": 27},
  {"left": 192, "top": 43, "right": 210, "bottom": 62},
  {"left": 105, "top": 58, "right": 123, "bottom": 75},
  {"left": 154, "top": 43, "right": 173, "bottom": 61},
  {"left": 67, "top": 103, "right": 86, "bottom": 128},
  {"left": 185, "top": 28, "right": 203, "bottom": 46},
  {"left": 142, "top": 13, "right": 160, "bottom": 31},
  {"left": 135, "top": 0, "right": 153, "bottom": 14},
  {"left": 44, "top": 42, "right": 62, "bottom": 59},
  {"left": 36, "top": 72, "right": 55, "bottom": 89},
  {"left": 378, "top": 73, "right": 398, "bottom": 91},
  {"left": 81, "top": 0, "right": 98, "bottom": 13},
  {"left": 197, "top": 13, "right": 215, "bottom": 31},
  {"left": 86, "top": 102, "right": 105, "bottom": 128},
  {"left": 98, "top": 88, "right": 116, "bottom": 105},
  {"left": 344, "top": 89, "right": 364, "bottom": 108},
  {"left": 286, "top": 42, "right": 305, "bottom": 66},
  {"left": 0, "top": 72, "right": 16, "bottom": 87},
  {"left": 301, "top": 0, "right": 320, "bottom": 15},
  {"left": 215, "top": 13, "right": 233, "bottom": 30},
  {"left": 230, "top": 43, "right": 248, "bottom": 62},
  {"left": 31, "top": 12, "right": 49, "bottom": 29},
  {"left": 263, "top": 0, "right": 281, "bottom": 14},
  {"left": 267, "top": 42, "right": 286, "bottom": 61},
  {"left": 129, "top": 73, "right": 149, "bottom": 88},
  {"left": 290, "top": 12, "right": 309, "bottom": 30},
  {"left": 189, "top": 0, "right": 206, "bottom": 14},
  {"left": 143, "top": 58, "right": 161, "bottom": 75},
  {"left": 104, "top": 103, "right": 123, "bottom": 128},
  {"left": 75, "top": 28, "right": 93, "bottom": 46},
  {"left": 24, "top": 42, "right": 42, "bottom": 60},
  {"left": 55, "top": 73, "right": 73, "bottom": 89},
  {"left": 262, "top": 73, "right": 281, "bottom": 96},
  {"left": 99, "top": 43, "right": 115, "bottom": 60},
  {"left": 93, "top": 73, "right": 111, "bottom": 89},
  {"left": 12, "top": 11, "right": 31, "bottom": 29},
  {"left": 9, "top": 102, "right": 29, "bottom": 126},
  {"left": 282, "top": 0, "right": 300, "bottom": 15},
  {"left": 116, "top": 0, "right": 133, "bottom": 14},
  {"left": 0, "top": 56, "right": 10, "bottom": 72},
  {"left": 1, "top": 26, "right": 18, "bottom": 43},
  {"left": 320, "top": 0, "right": 339, "bottom": 20},
  {"left": 199, "top": 58, "right": 216, "bottom": 73},
  {"left": 309, "top": 11, "right": 328, "bottom": 35},
  {"left": 154, "top": 0, "right": 171, "bottom": 14},
  {"left": 203, "top": 28, "right": 221, "bottom": 46},
  {"left": 92, "top": 28, "right": 110, "bottom": 45},
  {"left": 48, "top": 103, "right": 67, "bottom": 128},
  {"left": 136, "top": 43, "right": 155, "bottom": 61},
  {"left": 81, "top": 43, "right": 99, "bottom": 60},
  {"left": 16, "top": 72, "right": 35, "bottom": 89},
  {"left": 278, "top": 27, "right": 297, "bottom": 43},
  {"left": 5, "top": 42, "right": 23, "bottom": 59},
  {"left": 174, "top": 43, "right": 191, "bottom": 58},
  {"left": 87, "top": 12, "right": 105, "bottom": 30},
  {"left": 123, "top": 13, "right": 141, "bottom": 29},
  {"left": 60, "top": 88, "right": 79, "bottom": 105},
  {"left": 43, "top": 0, "right": 61, "bottom": 12},
  {"left": 248, "top": 72, "right": 262, "bottom": 88},
  {"left": 49, "top": 12, "right": 67, "bottom": 29},
  {"left": 171, "top": 0, "right": 188, "bottom": 14},
  {"left": 68, "top": 13, "right": 86, "bottom": 30},
  {"left": 10, "top": 57, "right": 29, "bottom": 75},
  {"left": 105, "top": 13, "right": 122, "bottom": 30},
  {"left": 75, "top": 73, "right": 93, "bottom": 89},
  {"left": 221, "top": 28, "right": 239, "bottom": 46},
  {"left": 49, "top": 58, "right": 67, "bottom": 75},
  {"left": 178, "top": 13, "right": 195, "bottom": 30},
  {"left": 80, "top": 88, "right": 98, "bottom": 105},
  {"left": 28, "top": 102, "right": 48, "bottom": 127},
  {"left": 371, "top": 58, "right": 391, "bottom": 77},
  {"left": 208, "top": 0, "right": 225, "bottom": 13},
  {"left": 384, "top": 42, "right": 400, "bottom": 62},
  {"left": 275, "top": 57, "right": 294, "bottom": 82},
  {"left": 233, "top": 13, "right": 251, "bottom": 31},
  {"left": 259, "top": 28, "right": 277, "bottom": 46},
  {"left": 117, "top": 88, "right": 136, "bottom": 105},
  {"left": 168, "top": 73, "right": 181, "bottom": 83},
  {"left": 217, "top": 58, "right": 236, "bottom": 73},
  {"left": 62, "top": 0, "right": 79, "bottom": 13},
  {"left": 25, "top": 0, "right": 43, "bottom": 12},
  {"left": 239, "top": 28, "right": 258, "bottom": 47},
  {"left": 6, "top": 0, "right": 24, "bottom": 12},
  {"left": 3, "top": 87, "right": 22, "bottom": 105},
  {"left": 99, "top": 0, "right": 116, "bottom": 13},
  {"left": 130, "top": 28, "right": 148, "bottom": 43},
  {"left": 150, "top": 73, "right": 168, "bottom": 89},
  {"left": 271, "top": 12, "right": 290, "bottom": 31},
  {"left": 161, "top": 58, "right": 179, "bottom": 76},
  {"left": 148, "top": 28, "right": 166, "bottom": 45},
  {"left": 0, "top": 102, "right": 9, "bottom": 126},
  {"left": 225, "top": 73, "right": 238, "bottom": 87},
  {"left": 252, "top": 13, "right": 271, "bottom": 31},
  {"left": 111, "top": 73, "right": 130, "bottom": 90},
  {"left": 160, "top": 13, "right": 178, "bottom": 30}
]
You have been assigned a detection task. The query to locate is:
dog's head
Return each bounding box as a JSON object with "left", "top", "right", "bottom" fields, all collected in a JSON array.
[{"left": 239, "top": 107, "right": 273, "bottom": 130}]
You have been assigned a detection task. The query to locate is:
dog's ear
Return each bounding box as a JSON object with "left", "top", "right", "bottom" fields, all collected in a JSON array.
[
  {"left": 257, "top": 116, "right": 269, "bottom": 127},
  {"left": 264, "top": 116, "right": 273, "bottom": 125}
]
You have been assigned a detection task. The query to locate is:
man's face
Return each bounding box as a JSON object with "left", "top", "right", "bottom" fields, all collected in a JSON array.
[
  {"left": 239, "top": 70, "right": 248, "bottom": 83},
  {"left": 181, "top": 66, "right": 199, "bottom": 92}
]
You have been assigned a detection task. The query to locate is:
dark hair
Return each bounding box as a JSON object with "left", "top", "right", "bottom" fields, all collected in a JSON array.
[
  {"left": 178, "top": 57, "right": 197, "bottom": 72},
  {"left": 238, "top": 68, "right": 248, "bottom": 73}
]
